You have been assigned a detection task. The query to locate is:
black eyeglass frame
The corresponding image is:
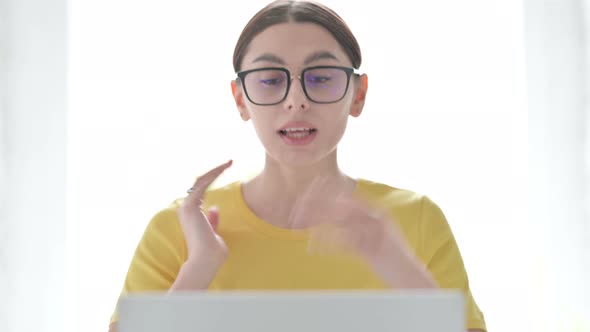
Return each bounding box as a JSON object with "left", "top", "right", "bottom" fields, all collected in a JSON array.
[{"left": 236, "top": 65, "right": 359, "bottom": 106}]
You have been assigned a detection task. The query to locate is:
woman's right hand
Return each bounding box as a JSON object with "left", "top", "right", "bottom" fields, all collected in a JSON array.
[
  {"left": 108, "top": 160, "right": 234, "bottom": 331},
  {"left": 177, "top": 160, "right": 233, "bottom": 264}
]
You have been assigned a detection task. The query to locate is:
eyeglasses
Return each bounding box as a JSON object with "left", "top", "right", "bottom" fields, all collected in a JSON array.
[{"left": 236, "top": 66, "right": 358, "bottom": 106}]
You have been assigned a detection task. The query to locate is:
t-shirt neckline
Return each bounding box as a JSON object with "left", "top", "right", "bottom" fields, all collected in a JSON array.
[{"left": 231, "top": 178, "right": 365, "bottom": 241}]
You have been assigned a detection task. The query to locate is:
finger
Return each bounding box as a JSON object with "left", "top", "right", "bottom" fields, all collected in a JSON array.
[
  {"left": 287, "top": 194, "right": 306, "bottom": 228},
  {"left": 332, "top": 194, "right": 380, "bottom": 223},
  {"left": 288, "top": 176, "right": 333, "bottom": 228},
  {"left": 187, "top": 160, "right": 233, "bottom": 200},
  {"left": 207, "top": 206, "right": 220, "bottom": 231},
  {"left": 288, "top": 193, "right": 324, "bottom": 228},
  {"left": 309, "top": 175, "right": 349, "bottom": 218},
  {"left": 286, "top": 178, "right": 318, "bottom": 228}
]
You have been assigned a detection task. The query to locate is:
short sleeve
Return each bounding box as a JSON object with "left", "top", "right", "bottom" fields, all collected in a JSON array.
[
  {"left": 109, "top": 206, "right": 187, "bottom": 324},
  {"left": 420, "top": 196, "right": 487, "bottom": 331}
]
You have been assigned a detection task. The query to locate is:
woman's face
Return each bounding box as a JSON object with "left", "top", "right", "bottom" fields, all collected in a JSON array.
[{"left": 232, "top": 22, "right": 368, "bottom": 167}]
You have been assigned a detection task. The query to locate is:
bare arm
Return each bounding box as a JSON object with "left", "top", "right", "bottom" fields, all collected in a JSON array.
[{"left": 168, "top": 254, "right": 226, "bottom": 291}]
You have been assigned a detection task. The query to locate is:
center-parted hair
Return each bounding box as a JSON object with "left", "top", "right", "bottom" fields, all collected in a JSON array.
[{"left": 233, "top": 0, "right": 362, "bottom": 73}]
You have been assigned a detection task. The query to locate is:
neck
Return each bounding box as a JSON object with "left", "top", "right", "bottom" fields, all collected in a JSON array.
[
  {"left": 242, "top": 149, "right": 356, "bottom": 228},
  {"left": 264, "top": 153, "right": 341, "bottom": 193}
]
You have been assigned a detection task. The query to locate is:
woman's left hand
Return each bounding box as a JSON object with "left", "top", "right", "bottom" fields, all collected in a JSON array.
[
  {"left": 288, "top": 176, "right": 438, "bottom": 288},
  {"left": 287, "top": 176, "right": 411, "bottom": 263}
]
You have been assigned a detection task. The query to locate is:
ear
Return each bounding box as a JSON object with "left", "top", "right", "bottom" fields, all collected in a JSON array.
[
  {"left": 231, "top": 80, "right": 250, "bottom": 121},
  {"left": 349, "top": 74, "right": 368, "bottom": 118}
]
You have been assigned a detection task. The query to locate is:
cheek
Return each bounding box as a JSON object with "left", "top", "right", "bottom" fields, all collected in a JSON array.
[
  {"left": 322, "top": 104, "right": 352, "bottom": 138},
  {"left": 329, "top": 115, "right": 350, "bottom": 142},
  {"left": 248, "top": 108, "right": 277, "bottom": 139}
]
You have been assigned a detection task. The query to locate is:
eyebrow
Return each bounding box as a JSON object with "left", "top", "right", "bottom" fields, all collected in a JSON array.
[
  {"left": 303, "top": 51, "right": 339, "bottom": 65},
  {"left": 252, "top": 53, "right": 285, "bottom": 65},
  {"left": 251, "top": 51, "right": 340, "bottom": 66}
]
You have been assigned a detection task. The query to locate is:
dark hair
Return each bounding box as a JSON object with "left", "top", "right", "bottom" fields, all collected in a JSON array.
[{"left": 233, "top": 0, "right": 362, "bottom": 73}]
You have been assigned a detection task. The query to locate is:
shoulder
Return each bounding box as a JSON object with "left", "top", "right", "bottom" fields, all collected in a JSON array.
[
  {"left": 136, "top": 181, "right": 241, "bottom": 253},
  {"left": 204, "top": 180, "right": 241, "bottom": 202},
  {"left": 355, "top": 178, "right": 429, "bottom": 212},
  {"left": 356, "top": 178, "right": 450, "bottom": 245},
  {"left": 168, "top": 180, "right": 241, "bottom": 210},
  {"left": 358, "top": 178, "right": 448, "bottom": 224},
  {"left": 140, "top": 203, "right": 184, "bottom": 244}
]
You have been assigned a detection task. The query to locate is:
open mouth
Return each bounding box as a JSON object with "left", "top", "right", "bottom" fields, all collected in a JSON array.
[{"left": 278, "top": 128, "right": 318, "bottom": 138}]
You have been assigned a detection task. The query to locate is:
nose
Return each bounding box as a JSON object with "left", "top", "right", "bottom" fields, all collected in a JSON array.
[{"left": 283, "top": 75, "right": 310, "bottom": 112}]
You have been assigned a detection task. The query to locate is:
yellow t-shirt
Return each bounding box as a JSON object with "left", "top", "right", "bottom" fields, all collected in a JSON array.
[{"left": 110, "top": 179, "right": 486, "bottom": 331}]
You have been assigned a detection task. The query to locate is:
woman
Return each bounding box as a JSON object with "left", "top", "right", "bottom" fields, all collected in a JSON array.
[{"left": 108, "top": 1, "right": 487, "bottom": 331}]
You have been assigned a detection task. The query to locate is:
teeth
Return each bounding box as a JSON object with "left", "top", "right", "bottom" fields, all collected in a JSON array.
[
  {"left": 279, "top": 127, "right": 316, "bottom": 139},
  {"left": 288, "top": 131, "right": 311, "bottom": 138},
  {"left": 278, "top": 127, "right": 316, "bottom": 139},
  {"left": 284, "top": 127, "right": 313, "bottom": 132}
]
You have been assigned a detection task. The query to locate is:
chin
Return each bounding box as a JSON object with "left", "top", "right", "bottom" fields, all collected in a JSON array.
[{"left": 258, "top": 133, "right": 340, "bottom": 167}]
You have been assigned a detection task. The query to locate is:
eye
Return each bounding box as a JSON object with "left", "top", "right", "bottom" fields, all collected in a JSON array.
[
  {"left": 259, "top": 78, "right": 283, "bottom": 86},
  {"left": 306, "top": 75, "right": 331, "bottom": 84}
]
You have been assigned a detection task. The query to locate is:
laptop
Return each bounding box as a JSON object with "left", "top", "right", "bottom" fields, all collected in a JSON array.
[{"left": 118, "top": 290, "right": 465, "bottom": 332}]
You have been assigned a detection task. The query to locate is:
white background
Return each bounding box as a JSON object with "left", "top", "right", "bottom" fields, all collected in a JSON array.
[{"left": 1, "top": 0, "right": 588, "bottom": 331}]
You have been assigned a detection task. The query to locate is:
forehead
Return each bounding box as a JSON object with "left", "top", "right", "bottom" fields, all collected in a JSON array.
[{"left": 242, "top": 22, "right": 351, "bottom": 68}]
